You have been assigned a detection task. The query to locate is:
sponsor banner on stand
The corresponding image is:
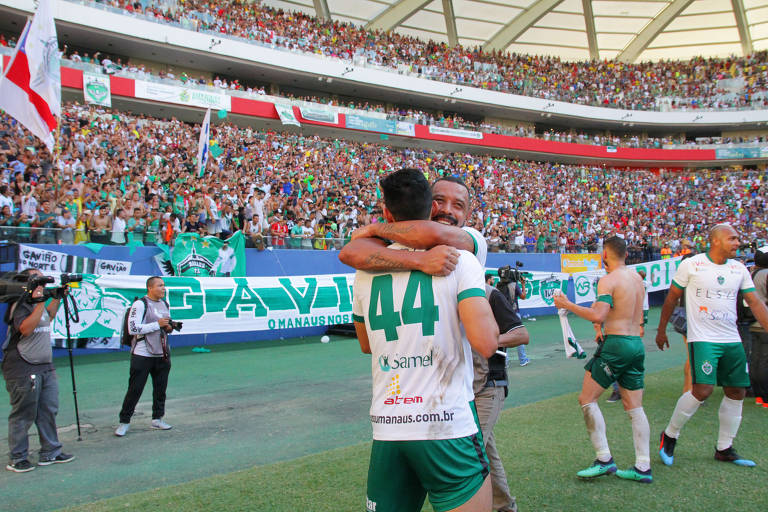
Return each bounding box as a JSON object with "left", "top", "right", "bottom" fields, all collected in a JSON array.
[
  {"left": 50, "top": 273, "right": 356, "bottom": 339},
  {"left": 18, "top": 245, "right": 132, "bottom": 275},
  {"left": 396, "top": 121, "right": 415, "bottom": 137},
  {"left": 275, "top": 103, "right": 300, "bottom": 126},
  {"left": 134, "top": 80, "right": 231, "bottom": 111},
  {"left": 298, "top": 105, "right": 339, "bottom": 124},
  {"left": 83, "top": 72, "right": 111, "bottom": 107},
  {"left": 715, "top": 147, "right": 766, "bottom": 159},
  {"left": 570, "top": 256, "right": 683, "bottom": 304},
  {"left": 427, "top": 125, "right": 483, "bottom": 140},
  {"left": 561, "top": 253, "right": 602, "bottom": 273},
  {"left": 345, "top": 114, "right": 397, "bottom": 134},
  {"left": 488, "top": 270, "right": 570, "bottom": 309}
]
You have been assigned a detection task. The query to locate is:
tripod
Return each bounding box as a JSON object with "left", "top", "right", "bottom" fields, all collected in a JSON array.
[{"left": 61, "top": 289, "right": 82, "bottom": 441}]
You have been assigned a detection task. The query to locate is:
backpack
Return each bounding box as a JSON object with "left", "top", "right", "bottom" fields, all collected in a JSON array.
[{"left": 121, "top": 297, "right": 148, "bottom": 347}]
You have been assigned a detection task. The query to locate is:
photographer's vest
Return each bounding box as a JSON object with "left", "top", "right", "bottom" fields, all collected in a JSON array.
[{"left": 134, "top": 297, "right": 170, "bottom": 357}]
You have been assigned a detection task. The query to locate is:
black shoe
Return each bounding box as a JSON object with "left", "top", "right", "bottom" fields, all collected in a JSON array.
[
  {"left": 38, "top": 453, "right": 75, "bottom": 466},
  {"left": 714, "top": 446, "right": 755, "bottom": 467},
  {"left": 606, "top": 390, "right": 621, "bottom": 403},
  {"left": 659, "top": 432, "right": 676, "bottom": 466},
  {"left": 6, "top": 460, "right": 35, "bottom": 472}
]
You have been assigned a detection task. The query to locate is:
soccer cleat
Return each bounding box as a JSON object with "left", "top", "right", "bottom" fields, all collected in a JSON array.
[
  {"left": 577, "top": 458, "right": 617, "bottom": 479},
  {"left": 616, "top": 466, "right": 653, "bottom": 484},
  {"left": 756, "top": 397, "right": 764, "bottom": 406},
  {"left": 519, "top": 357, "right": 530, "bottom": 367},
  {"left": 151, "top": 419, "right": 173, "bottom": 430},
  {"left": 606, "top": 390, "right": 621, "bottom": 403},
  {"left": 659, "top": 431, "right": 677, "bottom": 466},
  {"left": 115, "top": 423, "right": 130, "bottom": 437},
  {"left": 714, "top": 446, "right": 755, "bottom": 467},
  {"left": 6, "top": 460, "right": 35, "bottom": 473},
  {"left": 38, "top": 453, "right": 75, "bottom": 466}
]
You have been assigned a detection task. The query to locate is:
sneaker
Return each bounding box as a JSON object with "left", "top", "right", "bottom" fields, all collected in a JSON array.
[
  {"left": 114, "top": 423, "right": 130, "bottom": 437},
  {"left": 659, "top": 431, "right": 677, "bottom": 466},
  {"left": 762, "top": 403, "right": 768, "bottom": 409},
  {"left": 151, "top": 419, "right": 172, "bottom": 430},
  {"left": 519, "top": 357, "right": 530, "bottom": 367},
  {"left": 756, "top": 397, "right": 764, "bottom": 406},
  {"left": 38, "top": 453, "right": 75, "bottom": 466},
  {"left": 6, "top": 460, "right": 35, "bottom": 473},
  {"left": 606, "top": 390, "right": 622, "bottom": 403},
  {"left": 616, "top": 466, "right": 653, "bottom": 483},
  {"left": 577, "top": 458, "right": 617, "bottom": 479},
  {"left": 714, "top": 446, "right": 756, "bottom": 467}
]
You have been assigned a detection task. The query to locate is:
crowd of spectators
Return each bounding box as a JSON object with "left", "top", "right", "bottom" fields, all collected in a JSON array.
[
  {"left": 64, "top": 0, "right": 768, "bottom": 112},
  {"left": 1, "top": 102, "right": 766, "bottom": 260}
]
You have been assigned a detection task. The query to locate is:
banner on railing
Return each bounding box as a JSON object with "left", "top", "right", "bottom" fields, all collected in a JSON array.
[
  {"left": 345, "top": 114, "right": 397, "bottom": 134},
  {"left": 134, "top": 80, "right": 231, "bottom": 111},
  {"left": 275, "top": 103, "right": 300, "bottom": 126},
  {"left": 427, "top": 125, "right": 483, "bottom": 139},
  {"left": 570, "top": 257, "right": 683, "bottom": 304},
  {"left": 488, "top": 270, "right": 570, "bottom": 309},
  {"left": 561, "top": 253, "right": 601, "bottom": 273},
  {"left": 18, "top": 244, "right": 132, "bottom": 275},
  {"left": 51, "top": 273, "right": 355, "bottom": 339},
  {"left": 83, "top": 72, "right": 111, "bottom": 107},
  {"left": 154, "top": 232, "right": 246, "bottom": 277},
  {"left": 298, "top": 105, "right": 338, "bottom": 124}
]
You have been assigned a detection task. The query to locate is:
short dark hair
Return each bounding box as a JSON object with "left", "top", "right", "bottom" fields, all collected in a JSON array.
[
  {"left": 603, "top": 236, "right": 627, "bottom": 259},
  {"left": 380, "top": 168, "right": 432, "bottom": 221},
  {"left": 432, "top": 176, "right": 471, "bottom": 198},
  {"left": 146, "top": 276, "right": 163, "bottom": 289}
]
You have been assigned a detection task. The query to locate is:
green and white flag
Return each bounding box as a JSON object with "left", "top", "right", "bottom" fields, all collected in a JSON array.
[
  {"left": 158, "top": 231, "right": 246, "bottom": 277},
  {"left": 275, "top": 103, "right": 300, "bottom": 126},
  {"left": 83, "top": 72, "right": 111, "bottom": 107}
]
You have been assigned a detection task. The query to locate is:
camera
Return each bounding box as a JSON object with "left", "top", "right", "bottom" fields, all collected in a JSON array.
[
  {"left": 60, "top": 273, "right": 83, "bottom": 285},
  {"left": 169, "top": 320, "right": 183, "bottom": 332},
  {"left": 497, "top": 261, "right": 525, "bottom": 284}
]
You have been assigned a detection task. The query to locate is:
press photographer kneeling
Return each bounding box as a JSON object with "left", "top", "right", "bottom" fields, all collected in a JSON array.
[
  {"left": 115, "top": 276, "right": 179, "bottom": 437},
  {"left": 2, "top": 269, "right": 75, "bottom": 472}
]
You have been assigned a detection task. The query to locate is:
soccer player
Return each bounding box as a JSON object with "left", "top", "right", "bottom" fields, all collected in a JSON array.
[
  {"left": 349, "top": 168, "right": 499, "bottom": 512},
  {"left": 656, "top": 224, "right": 768, "bottom": 467},
  {"left": 553, "top": 237, "right": 651, "bottom": 483}
]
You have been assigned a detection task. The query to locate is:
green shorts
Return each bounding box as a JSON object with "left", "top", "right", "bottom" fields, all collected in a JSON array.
[
  {"left": 365, "top": 404, "right": 488, "bottom": 512},
  {"left": 585, "top": 335, "right": 645, "bottom": 391},
  {"left": 688, "top": 341, "right": 750, "bottom": 388}
]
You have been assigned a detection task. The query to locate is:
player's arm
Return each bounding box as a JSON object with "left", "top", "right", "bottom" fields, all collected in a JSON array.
[
  {"left": 351, "top": 220, "right": 475, "bottom": 252},
  {"left": 655, "top": 281, "right": 684, "bottom": 350},
  {"left": 353, "top": 320, "right": 371, "bottom": 354},
  {"left": 338, "top": 237, "right": 459, "bottom": 276},
  {"left": 459, "top": 297, "right": 499, "bottom": 359},
  {"left": 489, "top": 289, "right": 529, "bottom": 348},
  {"left": 552, "top": 278, "right": 611, "bottom": 324},
  {"left": 743, "top": 291, "right": 768, "bottom": 333}
]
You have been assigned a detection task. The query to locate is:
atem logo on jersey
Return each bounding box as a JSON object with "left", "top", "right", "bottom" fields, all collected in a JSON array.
[
  {"left": 384, "top": 395, "right": 423, "bottom": 405},
  {"left": 378, "top": 349, "right": 434, "bottom": 372}
]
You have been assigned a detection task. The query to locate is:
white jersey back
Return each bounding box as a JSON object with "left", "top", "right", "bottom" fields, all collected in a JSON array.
[
  {"left": 353, "top": 247, "right": 486, "bottom": 441},
  {"left": 672, "top": 253, "right": 756, "bottom": 343}
]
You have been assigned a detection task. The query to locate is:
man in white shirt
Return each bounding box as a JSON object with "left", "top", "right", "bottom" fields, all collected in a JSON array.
[
  {"left": 657, "top": 224, "right": 768, "bottom": 467},
  {"left": 111, "top": 209, "right": 127, "bottom": 245}
]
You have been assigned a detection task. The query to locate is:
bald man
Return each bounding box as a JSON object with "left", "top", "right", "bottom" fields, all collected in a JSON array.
[{"left": 656, "top": 224, "right": 768, "bottom": 467}]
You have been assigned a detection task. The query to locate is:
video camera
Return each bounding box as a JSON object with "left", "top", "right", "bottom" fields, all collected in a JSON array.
[
  {"left": 169, "top": 320, "right": 183, "bottom": 332},
  {"left": 497, "top": 261, "right": 525, "bottom": 285},
  {"left": 0, "top": 271, "right": 83, "bottom": 304}
]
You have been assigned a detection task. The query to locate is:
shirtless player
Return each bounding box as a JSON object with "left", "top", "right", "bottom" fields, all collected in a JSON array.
[{"left": 553, "top": 236, "right": 652, "bottom": 483}]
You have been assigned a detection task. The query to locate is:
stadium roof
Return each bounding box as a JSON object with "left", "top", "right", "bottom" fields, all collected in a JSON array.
[{"left": 261, "top": 0, "right": 768, "bottom": 62}]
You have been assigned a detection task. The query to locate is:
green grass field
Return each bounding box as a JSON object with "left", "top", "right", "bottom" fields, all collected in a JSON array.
[{"left": 2, "top": 308, "right": 767, "bottom": 511}]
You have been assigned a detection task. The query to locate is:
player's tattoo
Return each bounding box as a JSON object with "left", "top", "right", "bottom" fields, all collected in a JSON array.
[
  {"left": 377, "top": 224, "right": 415, "bottom": 236},
  {"left": 364, "top": 251, "right": 408, "bottom": 269}
]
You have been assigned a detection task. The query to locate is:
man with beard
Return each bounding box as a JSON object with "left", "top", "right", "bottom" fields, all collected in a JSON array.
[{"left": 340, "top": 176, "right": 520, "bottom": 512}]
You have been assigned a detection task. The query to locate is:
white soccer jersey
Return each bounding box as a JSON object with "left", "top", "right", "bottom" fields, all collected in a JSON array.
[
  {"left": 463, "top": 226, "right": 487, "bottom": 266},
  {"left": 672, "top": 253, "right": 756, "bottom": 344},
  {"left": 353, "top": 247, "right": 486, "bottom": 441}
]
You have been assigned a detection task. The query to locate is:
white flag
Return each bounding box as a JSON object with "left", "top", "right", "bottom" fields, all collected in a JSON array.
[
  {"left": 558, "top": 309, "right": 586, "bottom": 359},
  {"left": 196, "top": 108, "right": 211, "bottom": 177},
  {"left": 0, "top": 0, "right": 61, "bottom": 151}
]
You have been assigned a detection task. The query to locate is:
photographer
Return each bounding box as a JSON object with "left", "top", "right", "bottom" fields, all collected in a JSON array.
[
  {"left": 2, "top": 269, "right": 75, "bottom": 472},
  {"left": 497, "top": 264, "right": 531, "bottom": 367},
  {"left": 114, "top": 276, "right": 174, "bottom": 437},
  {"left": 473, "top": 274, "right": 530, "bottom": 512}
]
